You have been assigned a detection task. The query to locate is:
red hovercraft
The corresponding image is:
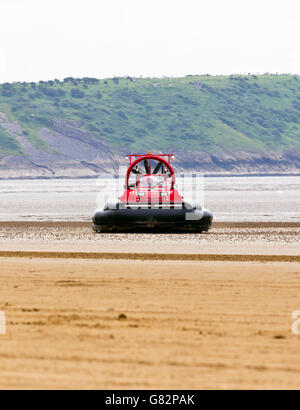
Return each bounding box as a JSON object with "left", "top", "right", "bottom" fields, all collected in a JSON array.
[{"left": 92, "top": 153, "right": 213, "bottom": 232}]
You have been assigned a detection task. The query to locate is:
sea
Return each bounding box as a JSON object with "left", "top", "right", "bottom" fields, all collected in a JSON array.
[{"left": 0, "top": 176, "right": 299, "bottom": 222}]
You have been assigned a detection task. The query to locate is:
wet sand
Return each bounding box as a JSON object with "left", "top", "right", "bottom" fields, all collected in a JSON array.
[
  {"left": 0, "top": 221, "right": 299, "bottom": 256},
  {"left": 0, "top": 221, "right": 299, "bottom": 389}
]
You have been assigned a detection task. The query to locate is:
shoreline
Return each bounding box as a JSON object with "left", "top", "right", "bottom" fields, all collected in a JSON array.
[{"left": 1, "top": 172, "right": 300, "bottom": 181}]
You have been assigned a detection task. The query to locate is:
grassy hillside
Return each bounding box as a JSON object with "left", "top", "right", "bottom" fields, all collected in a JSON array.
[
  {"left": 0, "top": 74, "right": 300, "bottom": 156},
  {"left": 0, "top": 124, "right": 23, "bottom": 154}
]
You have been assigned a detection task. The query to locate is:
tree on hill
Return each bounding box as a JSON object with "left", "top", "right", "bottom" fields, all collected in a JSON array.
[{"left": 71, "top": 88, "right": 85, "bottom": 98}]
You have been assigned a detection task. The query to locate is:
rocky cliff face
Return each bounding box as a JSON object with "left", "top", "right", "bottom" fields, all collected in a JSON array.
[
  {"left": 171, "top": 149, "right": 300, "bottom": 174},
  {"left": 0, "top": 113, "right": 119, "bottom": 178},
  {"left": 1, "top": 112, "right": 300, "bottom": 178}
]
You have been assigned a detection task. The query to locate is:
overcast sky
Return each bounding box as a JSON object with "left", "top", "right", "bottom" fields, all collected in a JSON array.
[{"left": 0, "top": 0, "right": 300, "bottom": 82}]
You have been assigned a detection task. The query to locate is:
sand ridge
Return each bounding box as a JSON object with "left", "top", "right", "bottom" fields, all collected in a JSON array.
[{"left": 0, "top": 250, "right": 300, "bottom": 263}]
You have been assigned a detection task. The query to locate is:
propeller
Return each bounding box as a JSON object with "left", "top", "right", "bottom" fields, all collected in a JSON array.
[
  {"left": 153, "top": 162, "right": 162, "bottom": 174},
  {"left": 143, "top": 160, "right": 150, "bottom": 174},
  {"left": 131, "top": 166, "right": 142, "bottom": 175}
]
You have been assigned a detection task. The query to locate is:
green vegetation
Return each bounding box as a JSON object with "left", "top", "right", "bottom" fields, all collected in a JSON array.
[
  {"left": 0, "top": 74, "right": 300, "bottom": 155},
  {"left": 0, "top": 125, "right": 23, "bottom": 154}
]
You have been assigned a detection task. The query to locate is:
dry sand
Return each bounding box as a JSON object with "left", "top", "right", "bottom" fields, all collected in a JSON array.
[{"left": 0, "top": 222, "right": 300, "bottom": 389}]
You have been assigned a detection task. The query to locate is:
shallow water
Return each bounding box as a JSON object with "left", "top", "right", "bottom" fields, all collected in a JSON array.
[{"left": 0, "top": 176, "right": 299, "bottom": 222}]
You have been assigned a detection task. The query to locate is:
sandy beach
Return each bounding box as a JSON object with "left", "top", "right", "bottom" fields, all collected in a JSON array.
[{"left": 0, "top": 222, "right": 300, "bottom": 389}]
